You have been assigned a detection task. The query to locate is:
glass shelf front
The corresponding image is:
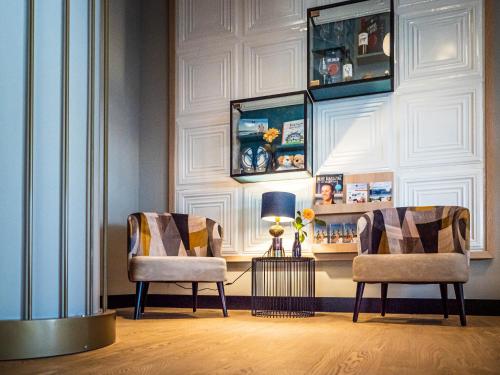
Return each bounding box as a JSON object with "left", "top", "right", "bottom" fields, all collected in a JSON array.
[
  {"left": 230, "top": 91, "right": 313, "bottom": 183},
  {"left": 307, "top": 0, "right": 393, "bottom": 101}
]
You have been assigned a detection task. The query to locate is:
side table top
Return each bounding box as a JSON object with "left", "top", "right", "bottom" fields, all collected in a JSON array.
[{"left": 252, "top": 257, "right": 315, "bottom": 262}]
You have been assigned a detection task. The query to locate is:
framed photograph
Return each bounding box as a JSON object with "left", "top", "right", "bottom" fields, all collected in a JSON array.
[
  {"left": 315, "top": 174, "right": 344, "bottom": 205},
  {"left": 238, "top": 118, "right": 268, "bottom": 136},
  {"left": 346, "top": 183, "right": 368, "bottom": 204},
  {"left": 369, "top": 181, "right": 392, "bottom": 202},
  {"left": 281, "top": 119, "right": 304, "bottom": 145}
]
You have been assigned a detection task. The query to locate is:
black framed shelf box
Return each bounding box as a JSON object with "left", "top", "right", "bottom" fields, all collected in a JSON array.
[
  {"left": 307, "top": 0, "right": 394, "bottom": 101},
  {"left": 230, "top": 91, "right": 313, "bottom": 183}
]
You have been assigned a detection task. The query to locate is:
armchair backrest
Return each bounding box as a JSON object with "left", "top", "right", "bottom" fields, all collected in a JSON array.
[
  {"left": 127, "top": 212, "right": 223, "bottom": 263},
  {"left": 357, "top": 206, "right": 470, "bottom": 257}
]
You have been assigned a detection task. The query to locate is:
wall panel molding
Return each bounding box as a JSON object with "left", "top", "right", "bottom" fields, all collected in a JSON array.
[
  {"left": 176, "top": 188, "right": 242, "bottom": 254},
  {"left": 398, "top": 167, "right": 484, "bottom": 250},
  {"left": 398, "top": 82, "right": 484, "bottom": 167},
  {"left": 398, "top": 0, "right": 482, "bottom": 86},
  {"left": 177, "top": 115, "right": 231, "bottom": 185},
  {"left": 178, "top": 42, "right": 239, "bottom": 115},
  {"left": 314, "top": 94, "right": 393, "bottom": 174},
  {"left": 244, "top": 0, "right": 305, "bottom": 35},
  {"left": 177, "top": 0, "right": 237, "bottom": 49},
  {"left": 243, "top": 34, "right": 305, "bottom": 97}
]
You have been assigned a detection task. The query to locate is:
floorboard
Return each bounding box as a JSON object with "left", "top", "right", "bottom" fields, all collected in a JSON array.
[{"left": 1, "top": 308, "right": 500, "bottom": 375}]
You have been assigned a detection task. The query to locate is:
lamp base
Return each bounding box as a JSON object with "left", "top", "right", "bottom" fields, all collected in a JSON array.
[
  {"left": 269, "top": 223, "right": 284, "bottom": 237},
  {"left": 269, "top": 237, "right": 285, "bottom": 257}
]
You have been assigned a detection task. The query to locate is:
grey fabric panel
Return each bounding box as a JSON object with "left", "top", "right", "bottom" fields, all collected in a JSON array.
[
  {"left": 128, "top": 256, "right": 227, "bottom": 282},
  {"left": 352, "top": 253, "right": 469, "bottom": 283},
  {"left": 161, "top": 216, "right": 184, "bottom": 256}
]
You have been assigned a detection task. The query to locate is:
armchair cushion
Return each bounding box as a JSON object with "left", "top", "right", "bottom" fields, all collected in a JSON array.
[
  {"left": 129, "top": 256, "right": 227, "bottom": 282},
  {"left": 352, "top": 253, "right": 469, "bottom": 283}
]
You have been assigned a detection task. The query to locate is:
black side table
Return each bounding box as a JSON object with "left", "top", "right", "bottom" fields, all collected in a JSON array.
[{"left": 251, "top": 257, "right": 315, "bottom": 317}]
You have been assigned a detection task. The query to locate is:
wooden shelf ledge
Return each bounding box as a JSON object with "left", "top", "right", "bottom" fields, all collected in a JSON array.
[{"left": 313, "top": 201, "right": 393, "bottom": 215}]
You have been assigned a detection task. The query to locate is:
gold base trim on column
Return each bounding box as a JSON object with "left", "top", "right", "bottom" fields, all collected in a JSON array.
[{"left": 0, "top": 310, "right": 116, "bottom": 360}]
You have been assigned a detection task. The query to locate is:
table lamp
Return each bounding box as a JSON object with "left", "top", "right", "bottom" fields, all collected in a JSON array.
[{"left": 261, "top": 191, "right": 296, "bottom": 257}]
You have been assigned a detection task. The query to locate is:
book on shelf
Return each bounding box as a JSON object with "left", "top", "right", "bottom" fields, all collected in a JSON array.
[
  {"left": 343, "top": 223, "right": 358, "bottom": 243},
  {"left": 315, "top": 174, "right": 344, "bottom": 205},
  {"left": 369, "top": 181, "right": 392, "bottom": 202},
  {"left": 313, "top": 221, "right": 328, "bottom": 244},
  {"left": 328, "top": 223, "right": 358, "bottom": 244},
  {"left": 329, "top": 224, "right": 344, "bottom": 244},
  {"left": 346, "top": 183, "right": 368, "bottom": 204},
  {"left": 281, "top": 119, "right": 304, "bottom": 145},
  {"left": 238, "top": 118, "right": 268, "bottom": 136}
]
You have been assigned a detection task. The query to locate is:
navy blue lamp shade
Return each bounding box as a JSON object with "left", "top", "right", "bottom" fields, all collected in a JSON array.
[{"left": 261, "top": 192, "right": 296, "bottom": 223}]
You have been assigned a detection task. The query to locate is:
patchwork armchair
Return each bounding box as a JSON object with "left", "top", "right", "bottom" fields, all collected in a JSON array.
[
  {"left": 127, "top": 212, "right": 228, "bottom": 319},
  {"left": 352, "top": 206, "right": 470, "bottom": 325}
]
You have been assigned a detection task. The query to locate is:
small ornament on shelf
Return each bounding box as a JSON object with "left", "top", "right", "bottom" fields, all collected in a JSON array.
[{"left": 342, "top": 49, "right": 353, "bottom": 81}]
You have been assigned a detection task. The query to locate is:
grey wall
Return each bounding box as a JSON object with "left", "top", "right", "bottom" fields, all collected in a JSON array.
[
  {"left": 108, "top": 0, "right": 141, "bottom": 296},
  {"left": 108, "top": 0, "right": 168, "bottom": 295},
  {"left": 139, "top": 0, "right": 168, "bottom": 212}
]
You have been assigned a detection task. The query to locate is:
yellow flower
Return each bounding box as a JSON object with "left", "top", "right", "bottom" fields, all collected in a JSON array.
[
  {"left": 263, "top": 128, "right": 280, "bottom": 143},
  {"left": 302, "top": 208, "right": 315, "bottom": 221}
]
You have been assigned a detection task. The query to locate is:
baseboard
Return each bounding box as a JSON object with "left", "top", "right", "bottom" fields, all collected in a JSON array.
[{"left": 107, "top": 294, "right": 500, "bottom": 316}]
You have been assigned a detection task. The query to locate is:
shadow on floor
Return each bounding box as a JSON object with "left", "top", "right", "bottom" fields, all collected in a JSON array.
[
  {"left": 359, "top": 315, "right": 488, "bottom": 327},
  {"left": 116, "top": 307, "right": 226, "bottom": 320}
]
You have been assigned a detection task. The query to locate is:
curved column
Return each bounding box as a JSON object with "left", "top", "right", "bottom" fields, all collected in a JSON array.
[{"left": 0, "top": 0, "right": 114, "bottom": 360}]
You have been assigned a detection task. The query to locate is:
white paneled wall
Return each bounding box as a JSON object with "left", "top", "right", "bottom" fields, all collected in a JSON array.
[
  {"left": 175, "top": 0, "right": 485, "bottom": 254},
  {"left": 314, "top": 94, "right": 395, "bottom": 174}
]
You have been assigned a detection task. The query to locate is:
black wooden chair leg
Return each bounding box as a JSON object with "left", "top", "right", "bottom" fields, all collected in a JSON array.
[
  {"left": 134, "top": 281, "right": 145, "bottom": 320},
  {"left": 192, "top": 282, "right": 198, "bottom": 312},
  {"left": 140, "top": 282, "right": 150, "bottom": 314},
  {"left": 453, "top": 283, "right": 467, "bottom": 326},
  {"left": 353, "top": 282, "right": 365, "bottom": 322},
  {"left": 216, "top": 282, "right": 228, "bottom": 317},
  {"left": 381, "top": 283, "right": 388, "bottom": 317},
  {"left": 439, "top": 283, "right": 449, "bottom": 319}
]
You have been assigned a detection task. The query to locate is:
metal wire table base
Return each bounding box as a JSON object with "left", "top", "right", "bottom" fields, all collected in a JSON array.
[{"left": 251, "top": 257, "right": 315, "bottom": 318}]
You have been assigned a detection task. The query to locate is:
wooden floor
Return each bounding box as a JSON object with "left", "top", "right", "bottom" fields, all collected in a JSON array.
[{"left": 2, "top": 308, "right": 500, "bottom": 375}]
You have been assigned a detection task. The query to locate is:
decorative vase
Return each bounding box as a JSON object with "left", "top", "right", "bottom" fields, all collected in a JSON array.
[
  {"left": 292, "top": 232, "right": 302, "bottom": 257},
  {"left": 266, "top": 150, "right": 275, "bottom": 172}
]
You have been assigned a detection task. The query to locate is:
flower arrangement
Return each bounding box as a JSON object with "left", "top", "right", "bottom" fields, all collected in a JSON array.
[
  {"left": 263, "top": 128, "right": 280, "bottom": 143},
  {"left": 293, "top": 208, "right": 326, "bottom": 243}
]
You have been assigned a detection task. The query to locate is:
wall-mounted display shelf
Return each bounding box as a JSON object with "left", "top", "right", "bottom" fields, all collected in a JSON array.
[
  {"left": 311, "top": 171, "right": 394, "bottom": 254},
  {"left": 230, "top": 91, "right": 313, "bottom": 183},
  {"left": 307, "top": 0, "right": 394, "bottom": 101}
]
